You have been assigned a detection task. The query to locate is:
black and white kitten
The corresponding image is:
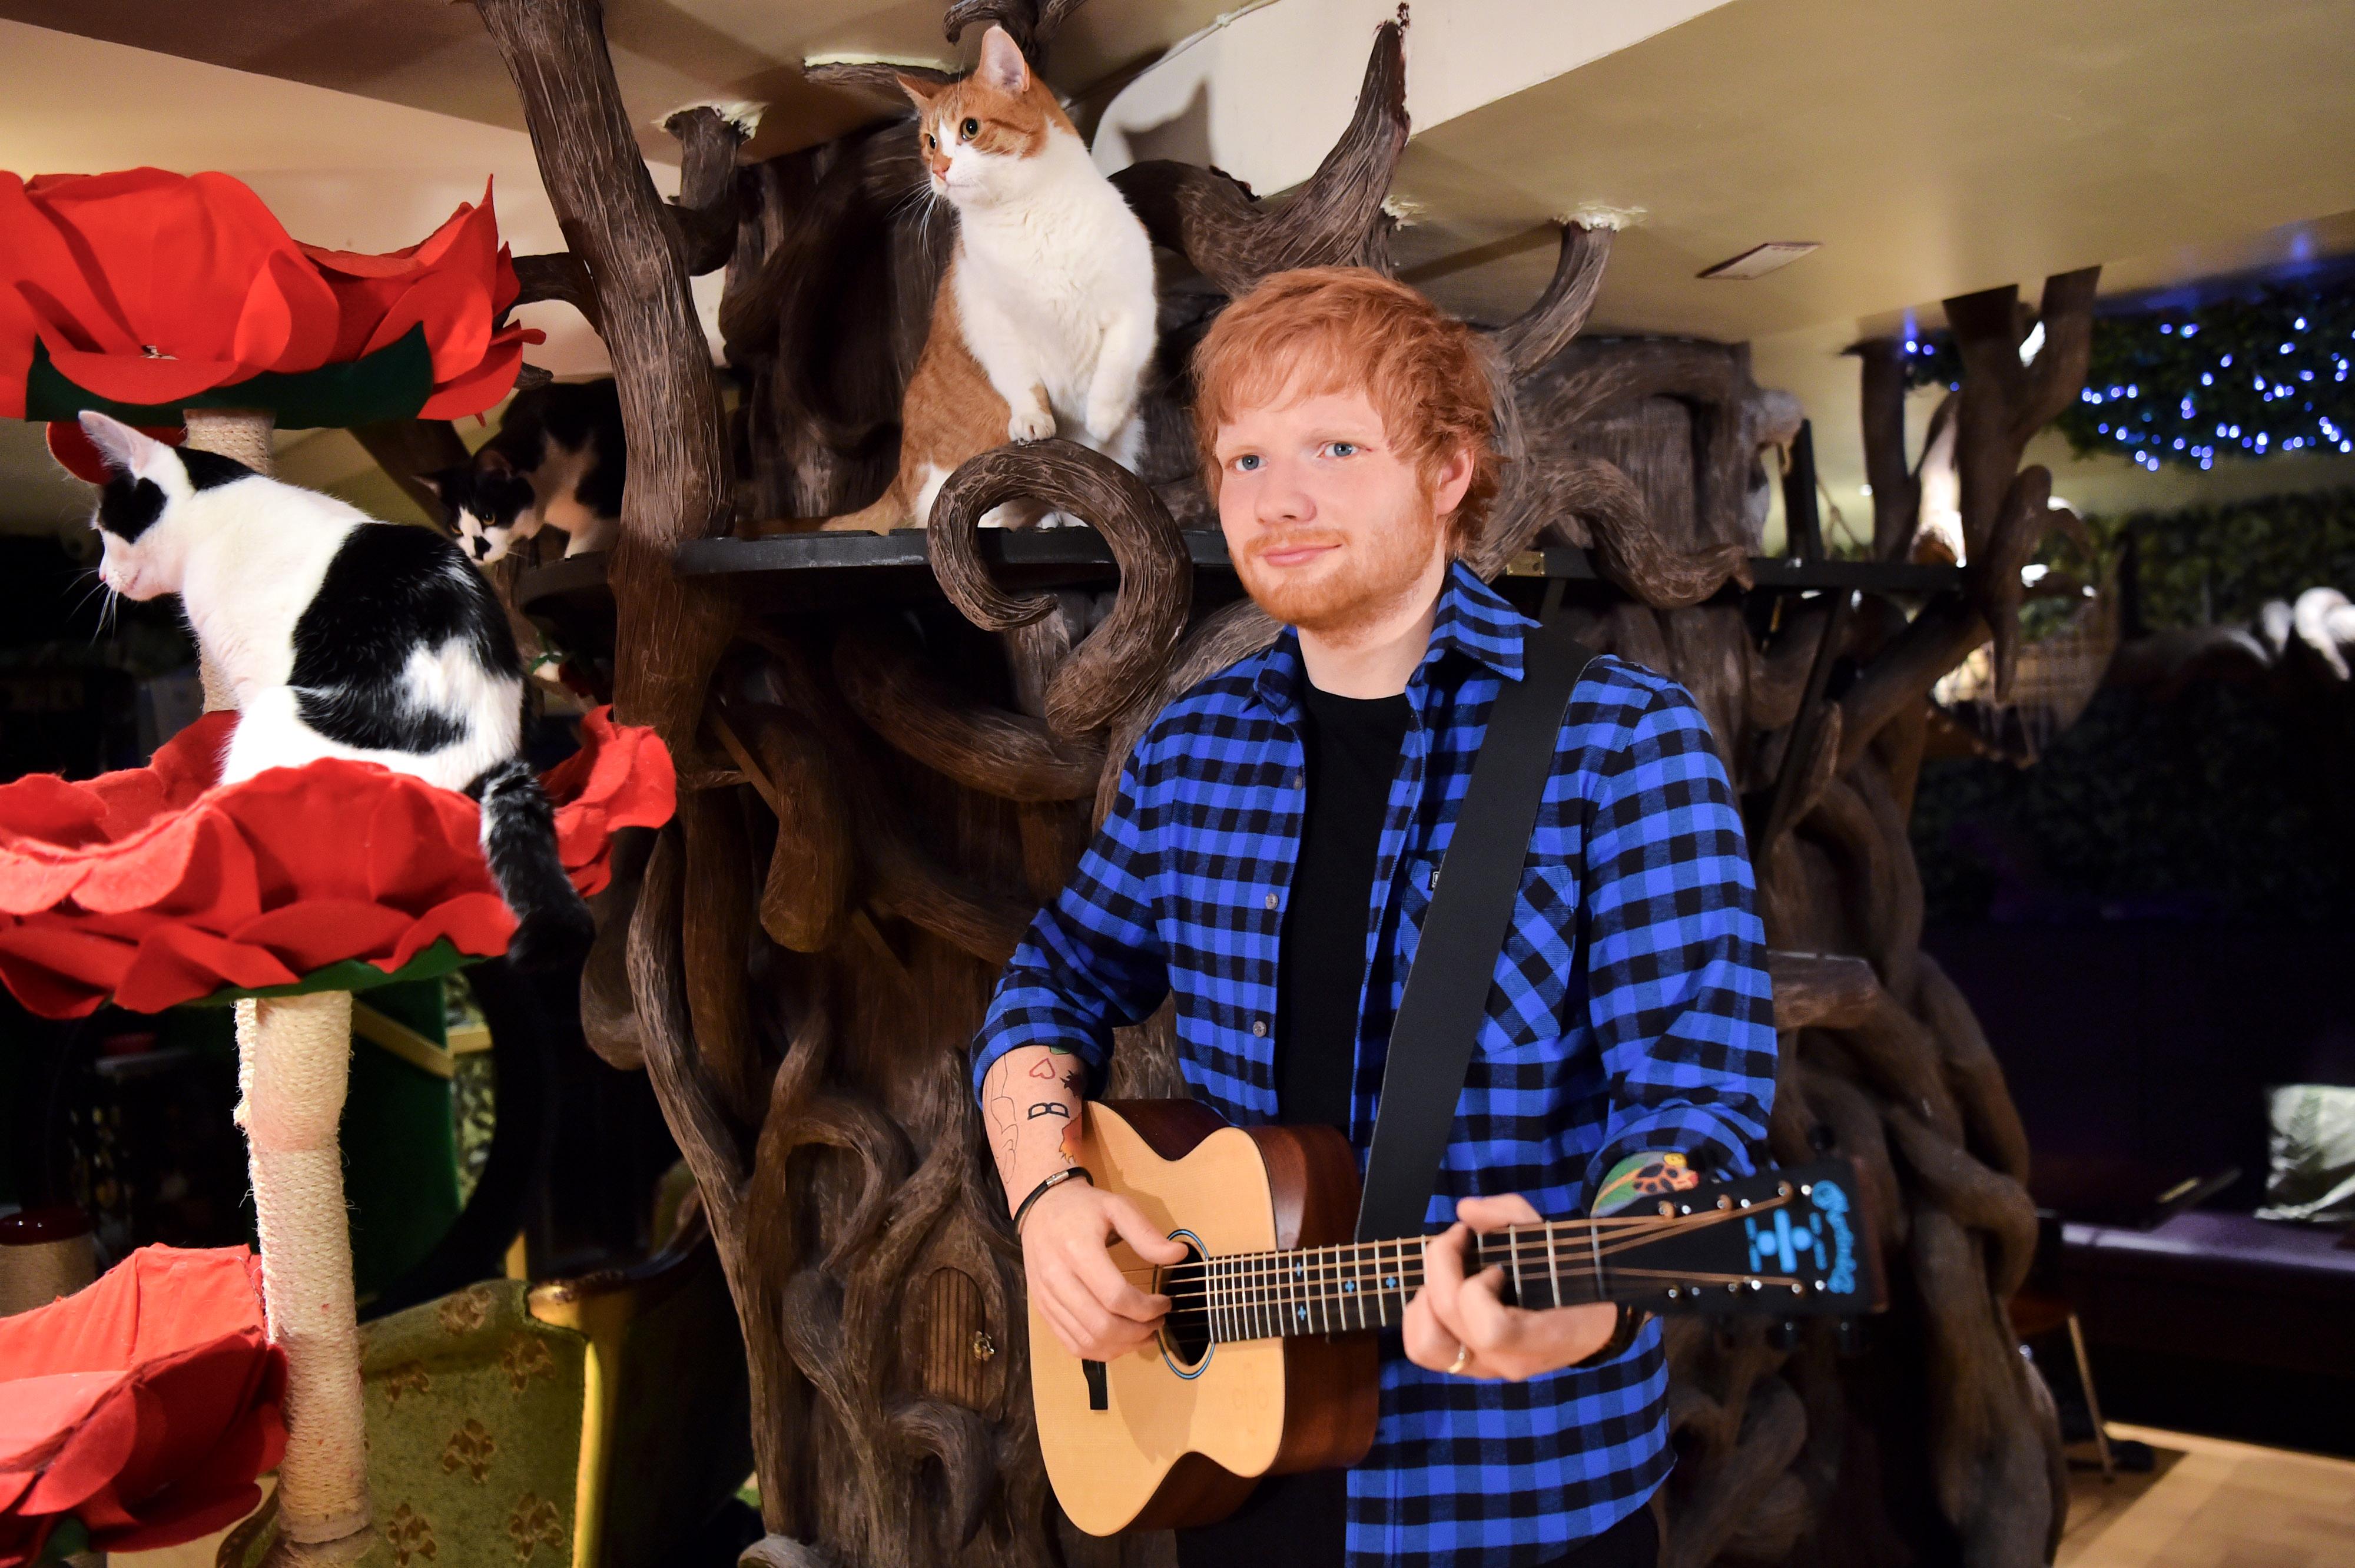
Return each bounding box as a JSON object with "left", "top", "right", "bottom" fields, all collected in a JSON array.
[
  {"left": 423, "top": 377, "right": 625, "bottom": 565},
  {"left": 79, "top": 410, "right": 594, "bottom": 968}
]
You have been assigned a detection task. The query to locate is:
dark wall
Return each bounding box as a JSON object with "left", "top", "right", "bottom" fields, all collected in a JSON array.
[{"left": 1928, "top": 921, "right": 2355, "bottom": 1206}]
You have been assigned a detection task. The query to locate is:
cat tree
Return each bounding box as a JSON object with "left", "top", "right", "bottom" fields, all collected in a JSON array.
[{"left": 467, "top": 1, "right": 2092, "bottom": 1563}]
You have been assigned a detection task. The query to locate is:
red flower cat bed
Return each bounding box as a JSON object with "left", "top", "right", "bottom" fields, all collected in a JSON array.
[
  {"left": 0, "top": 167, "right": 539, "bottom": 427},
  {"left": 0, "top": 1246, "right": 286, "bottom": 1567},
  {"left": 0, "top": 705, "right": 672, "bottom": 1019}
]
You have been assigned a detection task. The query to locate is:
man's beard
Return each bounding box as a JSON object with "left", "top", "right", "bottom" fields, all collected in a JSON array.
[{"left": 1233, "top": 498, "right": 1447, "bottom": 637}]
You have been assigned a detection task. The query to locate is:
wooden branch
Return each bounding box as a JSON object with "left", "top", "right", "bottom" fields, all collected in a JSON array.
[
  {"left": 628, "top": 825, "right": 751, "bottom": 1208},
  {"left": 1853, "top": 338, "right": 1921, "bottom": 561},
  {"left": 1767, "top": 950, "right": 1882, "bottom": 1033},
  {"left": 1479, "top": 453, "right": 1750, "bottom": 606},
  {"left": 868, "top": 826, "right": 1035, "bottom": 964},
  {"left": 681, "top": 788, "right": 767, "bottom": 1128},
  {"left": 511, "top": 248, "right": 604, "bottom": 336},
  {"left": 1481, "top": 223, "right": 1612, "bottom": 380},
  {"left": 2016, "top": 268, "right": 2104, "bottom": 444},
  {"left": 579, "top": 825, "right": 653, "bottom": 1070},
  {"left": 926, "top": 439, "right": 1193, "bottom": 737},
  {"left": 1109, "top": 22, "right": 1406, "bottom": 296},
  {"left": 943, "top": 0, "right": 1089, "bottom": 54},
  {"left": 832, "top": 621, "right": 1106, "bottom": 801},
  {"left": 664, "top": 103, "right": 751, "bottom": 277},
  {"left": 715, "top": 704, "right": 855, "bottom": 954},
  {"left": 477, "top": 0, "right": 735, "bottom": 752}
]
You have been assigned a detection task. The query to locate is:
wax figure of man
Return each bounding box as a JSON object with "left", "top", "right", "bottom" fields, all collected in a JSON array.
[{"left": 971, "top": 267, "right": 1776, "bottom": 1568}]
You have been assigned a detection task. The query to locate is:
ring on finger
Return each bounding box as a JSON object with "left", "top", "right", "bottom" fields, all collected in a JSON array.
[{"left": 1447, "top": 1341, "right": 1472, "bottom": 1375}]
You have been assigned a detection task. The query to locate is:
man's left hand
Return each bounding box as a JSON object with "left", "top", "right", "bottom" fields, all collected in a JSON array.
[{"left": 1402, "top": 1194, "right": 1620, "bottom": 1381}]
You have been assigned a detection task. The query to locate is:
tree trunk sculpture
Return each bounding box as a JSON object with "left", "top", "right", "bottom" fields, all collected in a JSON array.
[{"left": 468, "top": 3, "right": 2087, "bottom": 1563}]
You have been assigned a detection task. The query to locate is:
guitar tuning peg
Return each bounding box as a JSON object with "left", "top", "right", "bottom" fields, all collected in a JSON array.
[
  {"left": 1835, "top": 1317, "right": 1870, "bottom": 1358},
  {"left": 1766, "top": 1318, "right": 1800, "bottom": 1351}
]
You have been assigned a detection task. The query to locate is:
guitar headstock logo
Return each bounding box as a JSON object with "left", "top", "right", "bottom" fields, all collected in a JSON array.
[{"left": 1741, "top": 1179, "right": 1858, "bottom": 1297}]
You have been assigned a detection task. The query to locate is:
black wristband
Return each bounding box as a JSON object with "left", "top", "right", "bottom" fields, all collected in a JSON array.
[{"left": 1013, "top": 1166, "right": 1093, "bottom": 1233}]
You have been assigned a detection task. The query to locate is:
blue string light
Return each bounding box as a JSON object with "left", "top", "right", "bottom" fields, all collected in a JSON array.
[{"left": 1903, "top": 279, "right": 2354, "bottom": 473}]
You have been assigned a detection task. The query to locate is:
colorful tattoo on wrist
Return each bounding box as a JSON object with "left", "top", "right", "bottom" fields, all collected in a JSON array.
[{"left": 1593, "top": 1150, "right": 1699, "bottom": 1215}]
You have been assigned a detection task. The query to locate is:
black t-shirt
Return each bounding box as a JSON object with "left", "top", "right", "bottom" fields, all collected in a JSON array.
[{"left": 1275, "top": 681, "right": 1412, "bottom": 1132}]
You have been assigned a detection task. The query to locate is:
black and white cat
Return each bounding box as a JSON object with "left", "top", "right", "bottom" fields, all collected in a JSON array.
[
  {"left": 423, "top": 377, "right": 625, "bottom": 565},
  {"left": 79, "top": 410, "right": 593, "bottom": 968}
]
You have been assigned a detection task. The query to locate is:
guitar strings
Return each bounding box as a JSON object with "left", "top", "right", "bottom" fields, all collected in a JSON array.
[{"left": 1127, "top": 1193, "right": 1786, "bottom": 1297}]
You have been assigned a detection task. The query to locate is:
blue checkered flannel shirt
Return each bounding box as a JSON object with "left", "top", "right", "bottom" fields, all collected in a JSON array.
[{"left": 972, "top": 562, "right": 1776, "bottom": 1566}]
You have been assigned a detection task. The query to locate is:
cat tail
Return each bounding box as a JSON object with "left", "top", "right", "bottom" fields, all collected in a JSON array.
[{"left": 468, "top": 757, "right": 596, "bottom": 972}]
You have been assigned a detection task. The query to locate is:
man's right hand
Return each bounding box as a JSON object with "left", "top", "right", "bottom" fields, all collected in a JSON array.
[{"left": 1022, "top": 1178, "right": 1187, "bottom": 1360}]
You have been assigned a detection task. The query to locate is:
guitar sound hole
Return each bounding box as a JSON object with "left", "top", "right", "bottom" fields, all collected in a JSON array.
[{"left": 1157, "top": 1234, "right": 1212, "bottom": 1371}]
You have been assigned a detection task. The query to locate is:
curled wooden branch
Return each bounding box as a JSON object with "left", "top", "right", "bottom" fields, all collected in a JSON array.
[
  {"left": 1662, "top": 1377, "right": 1806, "bottom": 1568},
  {"left": 943, "top": 0, "right": 1089, "bottom": 53},
  {"left": 681, "top": 788, "right": 767, "bottom": 1128},
  {"left": 832, "top": 621, "right": 1106, "bottom": 800},
  {"left": 663, "top": 102, "right": 752, "bottom": 277},
  {"left": 885, "top": 1398, "right": 995, "bottom": 1549},
  {"left": 868, "top": 824, "right": 1036, "bottom": 964},
  {"left": 1109, "top": 22, "right": 1407, "bottom": 296},
  {"left": 628, "top": 825, "right": 751, "bottom": 1205},
  {"left": 510, "top": 248, "right": 603, "bottom": 336},
  {"left": 1481, "top": 223, "right": 1612, "bottom": 380},
  {"left": 1766, "top": 950, "right": 1881, "bottom": 1032},
  {"left": 927, "top": 439, "right": 1193, "bottom": 735},
  {"left": 1548, "top": 455, "right": 1752, "bottom": 606},
  {"left": 579, "top": 826, "right": 652, "bottom": 1069},
  {"left": 715, "top": 705, "right": 855, "bottom": 954}
]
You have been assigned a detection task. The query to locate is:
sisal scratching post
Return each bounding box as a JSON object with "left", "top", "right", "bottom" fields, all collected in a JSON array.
[
  {"left": 188, "top": 408, "right": 376, "bottom": 1560},
  {"left": 236, "top": 991, "right": 372, "bottom": 1550},
  {"left": 182, "top": 410, "right": 274, "bottom": 712}
]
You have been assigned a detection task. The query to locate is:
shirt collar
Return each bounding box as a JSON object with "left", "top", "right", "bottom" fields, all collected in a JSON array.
[{"left": 1248, "top": 561, "right": 1532, "bottom": 721}]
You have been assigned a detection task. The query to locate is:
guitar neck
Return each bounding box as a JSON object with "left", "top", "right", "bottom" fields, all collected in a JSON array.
[
  {"left": 1162, "top": 1222, "right": 1663, "bottom": 1345},
  {"left": 1162, "top": 1175, "right": 1848, "bottom": 1346}
]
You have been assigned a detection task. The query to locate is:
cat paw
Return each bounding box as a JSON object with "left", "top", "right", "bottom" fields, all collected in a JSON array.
[
  {"left": 1084, "top": 397, "right": 1134, "bottom": 445},
  {"left": 1007, "top": 406, "right": 1056, "bottom": 443}
]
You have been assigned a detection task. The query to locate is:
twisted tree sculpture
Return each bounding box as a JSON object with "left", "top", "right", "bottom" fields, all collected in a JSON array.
[{"left": 462, "top": 2, "right": 2089, "bottom": 1563}]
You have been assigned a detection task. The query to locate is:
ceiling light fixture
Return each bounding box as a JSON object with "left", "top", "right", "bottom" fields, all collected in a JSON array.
[{"left": 1697, "top": 241, "right": 1820, "bottom": 281}]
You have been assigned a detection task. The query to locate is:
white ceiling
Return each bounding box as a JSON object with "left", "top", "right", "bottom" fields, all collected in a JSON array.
[{"left": 6, "top": 0, "right": 2355, "bottom": 535}]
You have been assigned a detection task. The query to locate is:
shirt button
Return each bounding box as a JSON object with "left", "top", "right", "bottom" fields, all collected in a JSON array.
[
  {"left": 1291, "top": 773, "right": 1304, "bottom": 790},
  {"left": 1264, "top": 893, "right": 1279, "bottom": 910},
  {"left": 1252, "top": 1019, "right": 1268, "bottom": 1037}
]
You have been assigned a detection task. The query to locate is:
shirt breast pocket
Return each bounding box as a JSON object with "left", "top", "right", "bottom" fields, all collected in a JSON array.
[{"left": 1394, "top": 852, "right": 1580, "bottom": 1063}]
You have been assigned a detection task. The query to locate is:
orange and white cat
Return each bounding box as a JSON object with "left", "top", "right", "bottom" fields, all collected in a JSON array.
[{"left": 827, "top": 25, "right": 1156, "bottom": 532}]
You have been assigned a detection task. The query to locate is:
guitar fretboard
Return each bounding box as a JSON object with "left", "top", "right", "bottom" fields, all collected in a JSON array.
[{"left": 1155, "top": 1192, "right": 1808, "bottom": 1344}]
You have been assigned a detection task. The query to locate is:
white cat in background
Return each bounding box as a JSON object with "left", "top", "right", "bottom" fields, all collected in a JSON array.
[{"left": 826, "top": 25, "right": 1157, "bottom": 532}]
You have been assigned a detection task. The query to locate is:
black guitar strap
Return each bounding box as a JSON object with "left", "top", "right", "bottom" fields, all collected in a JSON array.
[{"left": 1354, "top": 616, "right": 1597, "bottom": 1242}]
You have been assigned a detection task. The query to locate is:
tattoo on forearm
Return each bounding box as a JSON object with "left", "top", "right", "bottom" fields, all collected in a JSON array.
[{"left": 984, "top": 1043, "right": 1087, "bottom": 1210}]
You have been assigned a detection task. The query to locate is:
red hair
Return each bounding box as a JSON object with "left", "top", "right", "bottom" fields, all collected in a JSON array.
[{"left": 1191, "top": 267, "right": 1500, "bottom": 550}]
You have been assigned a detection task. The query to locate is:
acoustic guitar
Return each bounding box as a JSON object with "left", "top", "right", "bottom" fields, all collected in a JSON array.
[{"left": 1032, "top": 1099, "right": 1883, "bottom": 1536}]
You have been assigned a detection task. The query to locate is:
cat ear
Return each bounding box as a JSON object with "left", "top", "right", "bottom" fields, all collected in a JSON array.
[
  {"left": 896, "top": 73, "right": 940, "bottom": 111},
  {"left": 477, "top": 447, "right": 515, "bottom": 476},
  {"left": 78, "top": 410, "right": 167, "bottom": 476},
  {"left": 976, "top": 25, "right": 1031, "bottom": 95}
]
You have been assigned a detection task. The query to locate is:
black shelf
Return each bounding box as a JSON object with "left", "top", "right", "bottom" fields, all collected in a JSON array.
[{"left": 517, "top": 532, "right": 1961, "bottom": 621}]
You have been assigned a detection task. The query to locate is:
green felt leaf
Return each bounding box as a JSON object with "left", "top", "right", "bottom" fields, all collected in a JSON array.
[
  {"left": 24, "top": 324, "right": 435, "bottom": 430},
  {"left": 183, "top": 937, "right": 482, "bottom": 1008}
]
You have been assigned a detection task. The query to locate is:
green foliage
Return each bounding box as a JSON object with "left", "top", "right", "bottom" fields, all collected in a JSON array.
[
  {"left": 1913, "top": 486, "right": 2355, "bottom": 926},
  {"left": 1903, "top": 279, "right": 2355, "bottom": 473},
  {"left": 2086, "top": 486, "right": 2355, "bottom": 629}
]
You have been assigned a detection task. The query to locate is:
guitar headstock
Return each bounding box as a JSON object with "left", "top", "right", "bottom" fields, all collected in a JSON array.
[{"left": 1602, "top": 1159, "right": 1885, "bottom": 1317}]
